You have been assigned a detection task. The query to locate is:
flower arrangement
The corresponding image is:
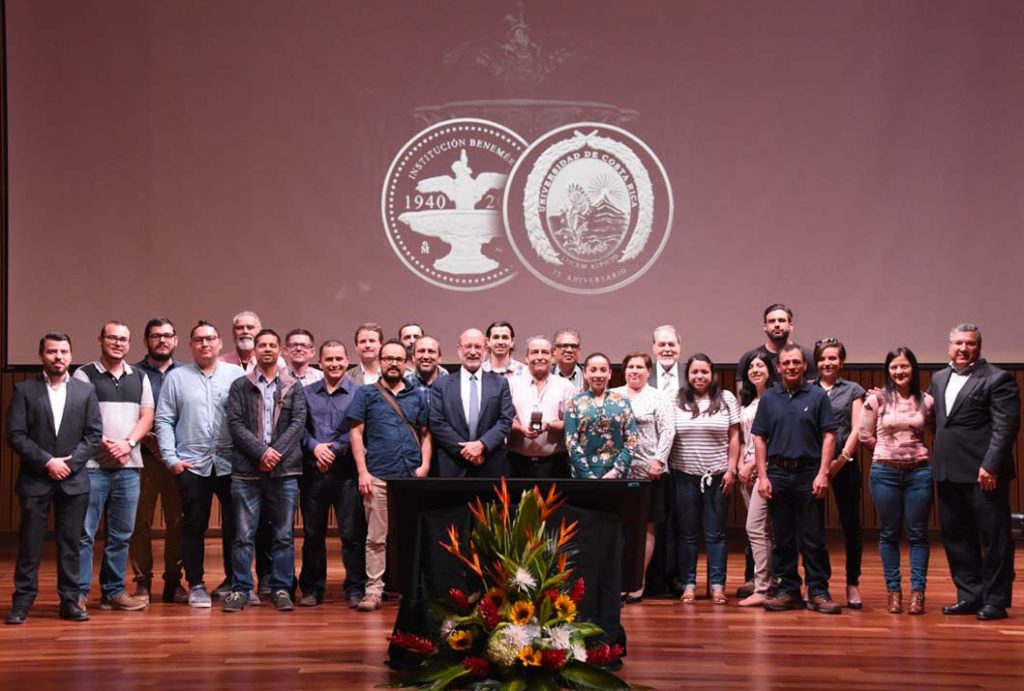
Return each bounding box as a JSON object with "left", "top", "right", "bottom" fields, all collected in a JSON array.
[{"left": 389, "top": 478, "right": 631, "bottom": 690}]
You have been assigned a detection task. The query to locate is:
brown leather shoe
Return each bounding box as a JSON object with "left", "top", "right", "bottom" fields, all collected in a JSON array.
[
  {"left": 908, "top": 591, "right": 925, "bottom": 615},
  {"left": 808, "top": 594, "right": 842, "bottom": 614},
  {"left": 887, "top": 590, "right": 903, "bottom": 614},
  {"left": 763, "top": 591, "right": 804, "bottom": 611}
]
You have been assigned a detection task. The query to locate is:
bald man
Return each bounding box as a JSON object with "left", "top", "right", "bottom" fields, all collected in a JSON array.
[{"left": 429, "top": 329, "right": 514, "bottom": 477}]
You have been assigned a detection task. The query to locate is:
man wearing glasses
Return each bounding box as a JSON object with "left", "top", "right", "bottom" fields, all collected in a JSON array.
[
  {"left": 284, "top": 329, "right": 323, "bottom": 386},
  {"left": 72, "top": 321, "right": 154, "bottom": 613},
  {"left": 551, "top": 328, "right": 585, "bottom": 393},
  {"left": 349, "top": 339, "right": 432, "bottom": 611},
  {"left": 130, "top": 317, "right": 186, "bottom": 605},
  {"left": 155, "top": 321, "right": 245, "bottom": 608}
]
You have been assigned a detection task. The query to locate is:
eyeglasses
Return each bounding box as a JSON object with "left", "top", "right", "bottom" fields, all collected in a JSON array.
[
  {"left": 191, "top": 335, "right": 219, "bottom": 344},
  {"left": 555, "top": 343, "right": 580, "bottom": 350},
  {"left": 102, "top": 335, "right": 130, "bottom": 344},
  {"left": 147, "top": 333, "right": 176, "bottom": 341},
  {"left": 814, "top": 337, "right": 838, "bottom": 347},
  {"left": 288, "top": 343, "right": 314, "bottom": 351},
  {"left": 380, "top": 356, "right": 406, "bottom": 364}
]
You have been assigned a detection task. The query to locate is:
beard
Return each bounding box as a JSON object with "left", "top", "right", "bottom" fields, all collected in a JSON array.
[
  {"left": 147, "top": 349, "right": 172, "bottom": 363},
  {"left": 236, "top": 337, "right": 255, "bottom": 351}
]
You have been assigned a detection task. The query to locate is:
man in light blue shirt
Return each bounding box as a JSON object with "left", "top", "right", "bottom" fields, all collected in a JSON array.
[{"left": 154, "top": 321, "right": 244, "bottom": 608}]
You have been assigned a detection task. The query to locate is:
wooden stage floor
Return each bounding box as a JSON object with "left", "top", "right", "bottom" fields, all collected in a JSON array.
[{"left": 0, "top": 536, "right": 1022, "bottom": 690}]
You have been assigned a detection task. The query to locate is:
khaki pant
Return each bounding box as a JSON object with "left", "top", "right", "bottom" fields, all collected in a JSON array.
[
  {"left": 363, "top": 477, "right": 389, "bottom": 598},
  {"left": 742, "top": 478, "right": 774, "bottom": 595}
]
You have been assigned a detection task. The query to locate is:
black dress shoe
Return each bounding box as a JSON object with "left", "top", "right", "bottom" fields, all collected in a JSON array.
[
  {"left": 976, "top": 604, "right": 1008, "bottom": 621},
  {"left": 59, "top": 602, "right": 90, "bottom": 622},
  {"left": 5, "top": 608, "right": 28, "bottom": 625},
  {"left": 942, "top": 600, "right": 980, "bottom": 615}
]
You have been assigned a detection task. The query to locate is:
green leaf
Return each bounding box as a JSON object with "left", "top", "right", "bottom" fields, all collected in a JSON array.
[
  {"left": 421, "top": 664, "right": 471, "bottom": 690},
  {"left": 497, "top": 678, "right": 530, "bottom": 691},
  {"left": 560, "top": 661, "right": 631, "bottom": 690},
  {"left": 574, "top": 623, "right": 605, "bottom": 638}
]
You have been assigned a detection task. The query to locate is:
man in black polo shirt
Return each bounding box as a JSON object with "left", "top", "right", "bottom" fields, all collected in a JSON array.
[{"left": 752, "top": 343, "right": 840, "bottom": 614}]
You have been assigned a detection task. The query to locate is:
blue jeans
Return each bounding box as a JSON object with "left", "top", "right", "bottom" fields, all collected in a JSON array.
[
  {"left": 869, "top": 463, "right": 933, "bottom": 592},
  {"left": 230, "top": 477, "right": 298, "bottom": 593},
  {"left": 672, "top": 470, "right": 729, "bottom": 588},
  {"left": 79, "top": 468, "right": 141, "bottom": 599}
]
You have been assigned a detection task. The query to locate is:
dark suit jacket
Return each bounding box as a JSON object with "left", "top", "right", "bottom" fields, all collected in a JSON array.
[
  {"left": 429, "top": 369, "right": 514, "bottom": 477},
  {"left": 7, "top": 375, "right": 103, "bottom": 496},
  {"left": 929, "top": 359, "right": 1021, "bottom": 483}
]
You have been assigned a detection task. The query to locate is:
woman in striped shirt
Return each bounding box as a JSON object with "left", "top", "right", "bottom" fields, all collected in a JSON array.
[{"left": 669, "top": 354, "right": 741, "bottom": 605}]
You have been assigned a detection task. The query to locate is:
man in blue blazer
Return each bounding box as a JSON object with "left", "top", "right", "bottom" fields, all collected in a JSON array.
[
  {"left": 430, "top": 328, "right": 514, "bottom": 478},
  {"left": 6, "top": 333, "right": 103, "bottom": 624},
  {"left": 930, "top": 323, "right": 1020, "bottom": 621}
]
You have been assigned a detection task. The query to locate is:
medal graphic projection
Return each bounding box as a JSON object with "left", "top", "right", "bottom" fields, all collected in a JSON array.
[
  {"left": 503, "top": 123, "right": 673, "bottom": 294},
  {"left": 382, "top": 118, "right": 527, "bottom": 291}
]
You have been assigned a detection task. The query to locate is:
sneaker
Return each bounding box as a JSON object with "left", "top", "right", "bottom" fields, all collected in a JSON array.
[
  {"left": 808, "top": 594, "right": 842, "bottom": 614},
  {"left": 356, "top": 593, "right": 382, "bottom": 612},
  {"left": 100, "top": 592, "right": 149, "bottom": 611},
  {"left": 248, "top": 590, "right": 262, "bottom": 607},
  {"left": 271, "top": 590, "right": 294, "bottom": 611},
  {"left": 188, "top": 584, "right": 212, "bottom": 608},
  {"left": 210, "top": 580, "right": 231, "bottom": 599},
  {"left": 222, "top": 591, "right": 248, "bottom": 613},
  {"left": 763, "top": 591, "right": 804, "bottom": 611},
  {"left": 299, "top": 593, "right": 321, "bottom": 608},
  {"left": 134, "top": 583, "right": 152, "bottom": 605}
]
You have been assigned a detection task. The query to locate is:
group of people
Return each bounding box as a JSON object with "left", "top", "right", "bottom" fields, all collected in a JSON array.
[{"left": 5, "top": 304, "right": 1020, "bottom": 625}]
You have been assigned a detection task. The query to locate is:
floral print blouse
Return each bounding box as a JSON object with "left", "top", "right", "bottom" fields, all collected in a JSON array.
[
  {"left": 610, "top": 385, "right": 674, "bottom": 479},
  {"left": 564, "top": 389, "right": 638, "bottom": 479}
]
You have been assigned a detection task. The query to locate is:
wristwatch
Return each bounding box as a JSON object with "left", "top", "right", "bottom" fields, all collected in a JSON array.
[{"left": 126, "top": 439, "right": 137, "bottom": 450}]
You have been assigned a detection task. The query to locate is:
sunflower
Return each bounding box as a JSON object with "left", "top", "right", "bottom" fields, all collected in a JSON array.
[
  {"left": 553, "top": 594, "right": 577, "bottom": 622},
  {"left": 517, "top": 645, "right": 542, "bottom": 667},
  {"left": 509, "top": 599, "right": 535, "bottom": 625},
  {"left": 448, "top": 629, "right": 473, "bottom": 652},
  {"left": 485, "top": 586, "right": 508, "bottom": 610}
]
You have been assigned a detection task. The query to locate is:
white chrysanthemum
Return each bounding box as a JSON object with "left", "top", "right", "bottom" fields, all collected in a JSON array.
[
  {"left": 439, "top": 617, "right": 456, "bottom": 637},
  {"left": 570, "top": 642, "right": 587, "bottom": 662},
  {"left": 546, "top": 624, "right": 572, "bottom": 650},
  {"left": 505, "top": 623, "right": 539, "bottom": 649},
  {"left": 485, "top": 625, "right": 520, "bottom": 668},
  {"left": 509, "top": 566, "right": 537, "bottom": 592}
]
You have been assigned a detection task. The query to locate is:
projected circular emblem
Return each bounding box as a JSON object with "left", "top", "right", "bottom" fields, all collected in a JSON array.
[
  {"left": 382, "top": 118, "right": 527, "bottom": 291},
  {"left": 503, "top": 123, "right": 672, "bottom": 294}
]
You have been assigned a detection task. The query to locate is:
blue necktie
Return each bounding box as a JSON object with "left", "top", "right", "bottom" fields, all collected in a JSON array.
[{"left": 468, "top": 374, "right": 479, "bottom": 440}]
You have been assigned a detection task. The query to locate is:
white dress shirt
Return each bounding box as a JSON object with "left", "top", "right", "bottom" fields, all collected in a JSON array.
[{"left": 46, "top": 373, "right": 70, "bottom": 436}]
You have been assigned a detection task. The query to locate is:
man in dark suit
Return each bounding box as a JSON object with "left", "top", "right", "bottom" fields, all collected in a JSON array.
[
  {"left": 6, "top": 333, "right": 103, "bottom": 624},
  {"left": 429, "top": 328, "right": 514, "bottom": 478},
  {"left": 930, "top": 323, "right": 1020, "bottom": 621}
]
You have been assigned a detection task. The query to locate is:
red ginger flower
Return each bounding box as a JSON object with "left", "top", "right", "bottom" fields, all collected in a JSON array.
[
  {"left": 462, "top": 656, "right": 491, "bottom": 678},
  {"left": 478, "top": 597, "right": 501, "bottom": 629},
  {"left": 586, "top": 643, "right": 625, "bottom": 666},
  {"left": 545, "top": 589, "right": 560, "bottom": 604},
  {"left": 541, "top": 649, "right": 568, "bottom": 670},
  {"left": 570, "top": 577, "right": 586, "bottom": 604},
  {"left": 449, "top": 587, "right": 470, "bottom": 614},
  {"left": 388, "top": 631, "right": 437, "bottom": 655}
]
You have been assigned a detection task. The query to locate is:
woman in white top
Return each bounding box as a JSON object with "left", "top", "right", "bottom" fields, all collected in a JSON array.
[
  {"left": 611, "top": 351, "right": 675, "bottom": 603},
  {"left": 669, "top": 354, "right": 741, "bottom": 605},
  {"left": 736, "top": 352, "right": 778, "bottom": 607}
]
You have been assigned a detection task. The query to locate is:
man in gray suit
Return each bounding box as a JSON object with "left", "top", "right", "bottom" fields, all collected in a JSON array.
[
  {"left": 930, "top": 323, "right": 1020, "bottom": 621},
  {"left": 6, "top": 333, "right": 103, "bottom": 624}
]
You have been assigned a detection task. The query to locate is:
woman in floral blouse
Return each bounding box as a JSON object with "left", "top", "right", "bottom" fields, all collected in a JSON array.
[
  {"left": 565, "top": 352, "right": 637, "bottom": 479},
  {"left": 611, "top": 351, "right": 674, "bottom": 602}
]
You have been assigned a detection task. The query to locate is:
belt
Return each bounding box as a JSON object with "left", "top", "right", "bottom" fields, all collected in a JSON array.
[
  {"left": 874, "top": 459, "right": 929, "bottom": 471},
  {"left": 768, "top": 457, "right": 818, "bottom": 471}
]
